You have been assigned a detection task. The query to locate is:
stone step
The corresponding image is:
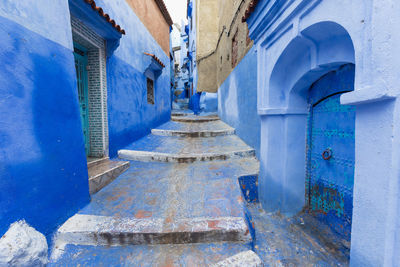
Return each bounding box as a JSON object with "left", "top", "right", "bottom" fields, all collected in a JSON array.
[
  {"left": 55, "top": 214, "right": 250, "bottom": 246},
  {"left": 87, "top": 157, "right": 109, "bottom": 168},
  {"left": 171, "top": 110, "right": 193, "bottom": 116},
  {"left": 211, "top": 250, "right": 263, "bottom": 267},
  {"left": 151, "top": 120, "right": 235, "bottom": 137},
  {"left": 88, "top": 159, "right": 130, "bottom": 195},
  {"left": 172, "top": 114, "right": 220, "bottom": 122},
  {"left": 118, "top": 134, "right": 255, "bottom": 163},
  {"left": 50, "top": 242, "right": 253, "bottom": 266},
  {"left": 176, "top": 98, "right": 189, "bottom": 104},
  {"left": 52, "top": 159, "right": 259, "bottom": 256}
]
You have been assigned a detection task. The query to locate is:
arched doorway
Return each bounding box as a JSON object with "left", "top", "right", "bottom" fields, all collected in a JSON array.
[
  {"left": 259, "top": 22, "right": 356, "bottom": 238},
  {"left": 306, "top": 64, "right": 355, "bottom": 239}
]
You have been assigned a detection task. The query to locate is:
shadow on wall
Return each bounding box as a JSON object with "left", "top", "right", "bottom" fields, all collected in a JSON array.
[
  {"left": 218, "top": 47, "right": 260, "bottom": 157},
  {"left": 0, "top": 16, "right": 90, "bottom": 238},
  {"left": 200, "top": 92, "right": 218, "bottom": 113},
  {"left": 107, "top": 56, "right": 171, "bottom": 158}
]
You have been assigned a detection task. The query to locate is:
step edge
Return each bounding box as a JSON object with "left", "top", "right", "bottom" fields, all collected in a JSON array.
[
  {"left": 118, "top": 149, "right": 256, "bottom": 163},
  {"left": 171, "top": 117, "right": 220, "bottom": 122},
  {"left": 151, "top": 128, "right": 236, "bottom": 137},
  {"left": 55, "top": 214, "right": 251, "bottom": 246},
  {"left": 87, "top": 157, "right": 110, "bottom": 168},
  {"left": 88, "top": 161, "right": 130, "bottom": 180}
]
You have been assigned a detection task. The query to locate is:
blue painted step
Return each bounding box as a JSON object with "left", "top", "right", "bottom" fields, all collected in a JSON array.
[{"left": 118, "top": 134, "right": 255, "bottom": 163}]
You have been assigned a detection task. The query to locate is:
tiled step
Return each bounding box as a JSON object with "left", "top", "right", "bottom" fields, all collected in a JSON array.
[
  {"left": 151, "top": 120, "right": 235, "bottom": 137},
  {"left": 52, "top": 159, "right": 259, "bottom": 255},
  {"left": 118, "top": 134, "right": 255, "bottom": 163},
  {"left": 88, "top": 159, "right": 130, "bottom": 195},
  {"left": 172, "top": 114, "right": 220, "bottom": 122}
]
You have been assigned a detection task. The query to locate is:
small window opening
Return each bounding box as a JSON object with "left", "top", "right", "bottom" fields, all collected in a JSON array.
[{"left": 147, "top": 78, "right": 154, "bottom": 104}]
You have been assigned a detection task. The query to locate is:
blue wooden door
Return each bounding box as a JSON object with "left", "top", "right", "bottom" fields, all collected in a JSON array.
[
  {"left": 307, "top": 65, "right": 355, "bottom": 238},
  {"left": 73, "top": 43, "right": 90, "bottom": 156}
]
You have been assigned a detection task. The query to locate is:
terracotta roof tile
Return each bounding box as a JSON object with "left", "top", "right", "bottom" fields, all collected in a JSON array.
[
  {"left": 242, "top": 0, "right": 259, "bottom": 23},
  {"left": 84, "top": 0, "right": 126, "bottom": 35},
  {"left": 154, "top": 0, "right": 173, "bottom": 26},
  {"left": 144, "top": 52, "right": 166, "bottom": 68}
]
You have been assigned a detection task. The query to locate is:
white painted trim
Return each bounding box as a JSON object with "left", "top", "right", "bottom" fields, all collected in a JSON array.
[{"left": 258, "top": 107, "right": 308, "bottom": 116}]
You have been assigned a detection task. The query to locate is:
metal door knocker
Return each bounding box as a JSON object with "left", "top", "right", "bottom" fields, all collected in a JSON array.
[{"left": 322, "top": 148, "right": 332, "bottom": 160}]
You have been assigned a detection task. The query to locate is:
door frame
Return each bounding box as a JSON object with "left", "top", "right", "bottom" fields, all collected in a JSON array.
[{"left": 73, "top": 42, "right": 90, "bottom": 156}]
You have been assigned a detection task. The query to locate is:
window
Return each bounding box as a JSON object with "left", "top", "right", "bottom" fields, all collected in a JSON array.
[{"left": 147, "top": 78, "right": 154, "bottom": 104}]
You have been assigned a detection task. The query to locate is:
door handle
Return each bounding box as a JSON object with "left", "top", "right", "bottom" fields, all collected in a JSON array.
[{"left": 322, "top": 148, "right": 332, "bottom": 160}]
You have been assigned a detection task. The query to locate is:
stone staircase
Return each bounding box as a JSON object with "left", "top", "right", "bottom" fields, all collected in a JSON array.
[
  {"left": 50, "top": 112, "right": 260, "bottom": 266},
  {"left": 172, "top": 98, "right": 190, "bottom": 110},
  {"left": 87, "top": 157, "right": 130, "bottom": 195}
]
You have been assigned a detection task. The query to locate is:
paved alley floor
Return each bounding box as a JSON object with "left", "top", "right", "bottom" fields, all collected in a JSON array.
[{"left": 50, "top": 112, "right": 350, "bottom": 266}]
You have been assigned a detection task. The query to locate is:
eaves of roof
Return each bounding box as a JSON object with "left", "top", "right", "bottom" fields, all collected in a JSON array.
[{"left": 84, "top": 0, "right": 126, "bottom": 35}]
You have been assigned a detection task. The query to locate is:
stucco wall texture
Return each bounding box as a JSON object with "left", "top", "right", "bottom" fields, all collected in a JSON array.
[
  {"left": 125, "top": 0, "right": 170, "bottom": 56},
  {"left": 195, "top": 0, "right": 219, "bottom": 92},
  {"left": 247, "top": 0, "right": 400, "bottom": 266},
  {"left": 218, "top": 47, "right": 260, "bottom": 157},
  {"left": 0, "top": 1, "right": 90, "bottom": 238},
  {"left": 0, "top": 0, "right": 171, "bottom": 239},
  {"left": 196, "top": 0, "right": 253, "bottom": 93}
]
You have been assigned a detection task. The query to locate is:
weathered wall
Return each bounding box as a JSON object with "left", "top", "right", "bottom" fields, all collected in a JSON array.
[
  {"left": 0, "top": 0, "right": 90, "bottom": 237},
  {"left": 125, "top": 0, "right": 170, "bottom": 56},
  {"left": 196, "top": 0, "right": 254, "bottom": 93},
  {"left": 95, "top": 0, "right": 171, "bottom": 158},
  {"left": 216, "top": 0, "right": 253, "bottom": 87},
  {"left": 195, "top": 0, "right": 219, "bottom": 92},
  {"left": 247, "top": 0, "right": 400, "bottom": 266},
  {"left": 0, "top": 0, "right": 171, "bottom": 238},
  {"left": 218, "top": 47, "right": 260, "bottom": 157}
]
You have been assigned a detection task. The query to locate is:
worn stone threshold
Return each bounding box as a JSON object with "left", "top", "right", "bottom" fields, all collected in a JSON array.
[
  {"left": 171, "top": 115, "right": 220, "bottom": 122},
  {"left": 54, "top": 214, "right": 250, "bottom": 247},
  {"left": 151, "top": 128, "right": 235, "bottom": 137},
  {"left": 118, "top": 149, "right": 255, "bottom": 163},
  {"left": 88, "top": 161, "right": 130, "bottom": 195}
]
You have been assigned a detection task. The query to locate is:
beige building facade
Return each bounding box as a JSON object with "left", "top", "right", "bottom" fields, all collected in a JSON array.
[{"left": 196, "top": 0, "right": 254, "bottom": 93}]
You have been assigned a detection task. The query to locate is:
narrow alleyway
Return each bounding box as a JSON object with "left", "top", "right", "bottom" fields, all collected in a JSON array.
[{"left": 50, "top": 112, "right": 349, "bottom": 266}]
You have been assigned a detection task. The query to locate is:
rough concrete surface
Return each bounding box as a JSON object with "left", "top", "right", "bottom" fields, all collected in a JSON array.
[
  {"left": 152, "top": 120, "right": 235, "bottom": 137},
  {"left": 0, "top": 221, "right": 48, "bottom": 267},
  {"left": 118, "top": 132, "right": 255, "bottom": 163},
  {"left": 49, "top": 114, "right": 351, "bottom": 265},
  {"left": 211, "top": 250, "right": 263, "bottom": 267}
]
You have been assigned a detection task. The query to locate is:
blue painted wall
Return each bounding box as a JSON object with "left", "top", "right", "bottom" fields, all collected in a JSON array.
[
  {"left": 0, "top": 15, "right": 90, "bottom": 237},
  {"left": 107, "top": 57, "right": 170, "bottom": 157},
  {"left": 218, "top": 47, "right": 261, "bottom": 157},
  {"left": 247, "top": 0, "right": 400, "bottom": 265},
  {"left": 0, "top": 0, "right": 171, "bottom": 238},
  {"left": 94, "top": 0, "right": 171, "bottom": 157}
]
